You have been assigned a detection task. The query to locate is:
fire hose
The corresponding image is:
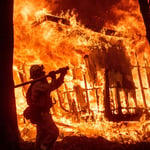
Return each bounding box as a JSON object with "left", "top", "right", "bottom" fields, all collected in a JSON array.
[{"left": 14, "top": 66, "right": 69, "bottom": 88}]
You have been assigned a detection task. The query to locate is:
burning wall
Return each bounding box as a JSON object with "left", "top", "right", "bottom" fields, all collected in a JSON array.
[{"left": 13, "top": 0, "right": 150, "bottom": 143}]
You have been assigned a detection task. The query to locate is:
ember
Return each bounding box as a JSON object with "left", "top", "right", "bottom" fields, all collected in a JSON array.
[{"left": 14, "top": 0, "right": 150, "bottom": 146}]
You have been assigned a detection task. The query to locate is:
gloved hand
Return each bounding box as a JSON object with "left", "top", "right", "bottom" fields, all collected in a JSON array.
[
  {"left": 48, "top": 71, "right": 56, "bottom": 78},
  {"left": 59, "top": 66, "right": 69, "bottom": 74},
  {"left": 63, "top": 66, "right": 69, "bottom": 74}
]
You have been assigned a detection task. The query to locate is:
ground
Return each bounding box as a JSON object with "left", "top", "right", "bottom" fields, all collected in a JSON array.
[{"left": 20, "top": 135, "right": 150, "bottom": 150}]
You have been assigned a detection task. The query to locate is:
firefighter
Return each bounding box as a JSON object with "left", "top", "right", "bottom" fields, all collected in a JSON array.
[{"left": 26, "top": 64, "right": 68, "bottom": 150}]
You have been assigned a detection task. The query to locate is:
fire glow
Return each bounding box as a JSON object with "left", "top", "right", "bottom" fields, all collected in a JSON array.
[{"left": 13, "top": 0, "right": 150, "bottom": 143}]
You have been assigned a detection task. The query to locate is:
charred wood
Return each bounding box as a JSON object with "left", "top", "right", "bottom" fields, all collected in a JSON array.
[
  {"left": 123, "top": 90, "right": 130, "bottom": 113},
  {"left": 95, "top": 88, "right": 100, "bottom": 111},
  {"left": 144, "top": 56, "right": 150, "bottom": 88},
  {"left": 74, "top": 85, "right": 87, "bottom": 112},
  {"left": 64, "top": 83, "right": 73, "bottom": 112},
  {"left": 101, "top": 28, "right": 145, "bottom": 39},
  {"left": 31, "top": 14, "right": 70, "bottom": 27},
  {"left": 134, "top": 52, "right": 147, "bottom": 108},
  {"left": 84, "top": 55, "right": 97, "bottom": 84},
  {"left": 64, "top": 83, "right": 79, "bottom": 120},
  {"left": 115, "top": 82, "right": 122, "bottom": 115},
  {"left": 83, "top": 74, "right": 90, "bottom": 113},
  {"left": 55, "top": 121, "right": 76, "bottom": 129},
  {"left": 103, "top": 69, "right": 112, "bottom": 119},
  {"left": 72, "top": 68, "right": 89, "bottom": 113},
  {"left": 56, "top": 89, "right": 69, "bottom": 112}
]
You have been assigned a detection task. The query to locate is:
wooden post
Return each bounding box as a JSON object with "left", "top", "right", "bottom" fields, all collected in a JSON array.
[
  {"left": 115, "top": 82, "right": 122, "bottom": 115},
  {"left": 64, "top": 83, "right": 73, "bottom": 112},
  {"left": 74, "top": 85, "right": 87, "bottom": 112},
  {"left": 110, "top": 89, "right": 116, "bottom": 114},
  {"left": 84, "top": 55, "right": 97, "bottom": 83},
  {"left": 72, "top": 68, "right": 87, "bottom": 112},
  {"left": 103, "top": 69, "right": 112, "bottom": 119},
  {"left": 83, "top": 74, "right": 90, "bottom": 113},
  {"left": 144, "top": 56, "right": 150, "bottom": 88},
  {"left": 123, "top": 90, "right": 130, "bottom": 113},
  {"left": 95, "top": 87, "right": 99, "bottom": 111},
  {"left": 135, "top": 52, "right": 147, "bottom": 108},
  {"left": 56, "top": 89, "right": 69, "bottom": 112}
]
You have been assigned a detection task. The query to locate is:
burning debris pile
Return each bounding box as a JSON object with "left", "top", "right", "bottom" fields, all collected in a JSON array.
[{"left": 13, "top": 0, "right": 150, "bottom": 145}]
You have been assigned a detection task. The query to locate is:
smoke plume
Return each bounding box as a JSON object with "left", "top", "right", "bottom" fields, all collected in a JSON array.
[{"left": 46, "top": 0, "right": 122, "bottom": 31}]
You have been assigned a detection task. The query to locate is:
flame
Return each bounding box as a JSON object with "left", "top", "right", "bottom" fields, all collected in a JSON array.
[{"left": 14, "top": 0, "right": 150, "bottom": 143}]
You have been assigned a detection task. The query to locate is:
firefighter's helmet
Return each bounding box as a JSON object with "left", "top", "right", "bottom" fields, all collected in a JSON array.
[{"left": 30, "top": 64, "right": 44, "bottom": 79}]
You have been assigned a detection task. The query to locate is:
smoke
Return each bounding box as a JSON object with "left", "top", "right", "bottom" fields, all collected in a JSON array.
[{"left": 45, "top": 0, "right": 122, "bottom": 31}]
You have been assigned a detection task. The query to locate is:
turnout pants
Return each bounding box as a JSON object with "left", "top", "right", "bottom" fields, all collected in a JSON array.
[{"left": 36, "top": 113, "right": 59, "bottom": 150}]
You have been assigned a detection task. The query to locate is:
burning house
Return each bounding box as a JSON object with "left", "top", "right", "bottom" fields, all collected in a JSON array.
[{"left": 13, "top": 0, "right": 150, "bottom": 145}]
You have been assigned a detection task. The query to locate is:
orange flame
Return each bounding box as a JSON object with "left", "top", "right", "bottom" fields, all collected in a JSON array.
[{"left": 14, "top": 0, "right": 150, "bottom": 143}]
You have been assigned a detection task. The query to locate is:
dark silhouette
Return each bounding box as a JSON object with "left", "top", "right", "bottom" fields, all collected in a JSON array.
[
  {"left": 24, "top": 64, "right": 68, "bottom": 150},
  {"left": 0, "top": 0, "right": 21, "bottom": 149},
  {"left": 138, "top": 0, "right": 150, "bottom": 44}
]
